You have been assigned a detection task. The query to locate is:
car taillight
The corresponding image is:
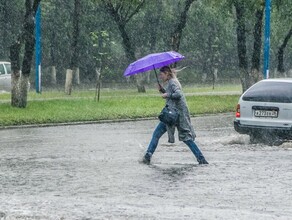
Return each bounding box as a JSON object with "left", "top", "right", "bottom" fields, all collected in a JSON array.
[{"left": 236, "top": 104, "right": 240, "bottom": 118}]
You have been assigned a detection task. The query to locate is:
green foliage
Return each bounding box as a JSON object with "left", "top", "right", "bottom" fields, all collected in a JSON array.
[
  {"left": 2, "top": 0, "right": 292, "bottom": 88},
  {"left": 0, "top": 0, "right": 25, "bottom": 59}
]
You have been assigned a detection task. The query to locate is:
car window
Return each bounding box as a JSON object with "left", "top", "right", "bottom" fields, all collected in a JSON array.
[
  {"left": 4, "top": 63, "right": 11, "bottom": 74},
  {"left": 243, "top": 81, "right": 292, "bottom": 103},
  {"left": 0, "top": 64, "right": 5, "bottom": 75}
]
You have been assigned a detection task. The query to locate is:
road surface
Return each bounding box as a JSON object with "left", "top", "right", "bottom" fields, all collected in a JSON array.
[{"left": 0, "top": 113, "right": 291, "bottom": 219}]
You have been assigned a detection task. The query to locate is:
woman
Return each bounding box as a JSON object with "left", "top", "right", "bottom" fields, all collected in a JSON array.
[{"left": 143, "top": 66, "right": 208, "bottom": 165}]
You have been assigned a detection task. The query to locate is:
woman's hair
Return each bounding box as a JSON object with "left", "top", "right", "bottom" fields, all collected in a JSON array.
[
  {"left": 160, "top": 66, "right": 174, "bottom": 78},
  {"left": 160, "top": 66, "right": 181, "bottom": 88}
]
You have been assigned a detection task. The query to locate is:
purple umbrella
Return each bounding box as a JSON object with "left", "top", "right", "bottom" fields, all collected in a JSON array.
[{"left": 123, "top": 51, "right": 185, "bottom": 78}]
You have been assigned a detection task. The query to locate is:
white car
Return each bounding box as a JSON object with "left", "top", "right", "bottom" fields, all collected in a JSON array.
[
  {"left": 0, "top": 61, "right": 11, "bottom": 91},
  {"left": 234, "top": 78, "right": 292, "bottom": 145}
]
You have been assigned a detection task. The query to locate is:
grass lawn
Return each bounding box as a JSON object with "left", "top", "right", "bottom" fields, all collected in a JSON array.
[{"left": 0, "top": 85, "right": 241, "bottom": 127}]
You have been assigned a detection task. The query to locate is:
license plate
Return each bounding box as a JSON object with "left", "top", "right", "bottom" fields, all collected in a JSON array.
[{"left": 254, "top": 110, "right": 278, "bottom": 118}]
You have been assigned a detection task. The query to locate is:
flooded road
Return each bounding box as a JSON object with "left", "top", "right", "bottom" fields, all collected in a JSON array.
[{"left": 0, "top": 113, "right": 291, "bottom": 220}]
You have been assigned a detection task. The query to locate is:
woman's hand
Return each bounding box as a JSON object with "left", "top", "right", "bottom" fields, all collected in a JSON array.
[{"left": 162, "top": 93, "right": 168, "bottom": 99}]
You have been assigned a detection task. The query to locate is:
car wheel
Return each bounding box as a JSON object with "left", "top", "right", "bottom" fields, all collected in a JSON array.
[
  {"left": 272, "top": 139, "right": 284, "bottom": 146},
  {"left": 249, "top": 133, "right": 261, "bottom": 144},
  {"left": 266, "top": 136, "right": 284, "bottom": 146},
  {"left": 261, "top": 133, "right": 284, "bottom": 146}
]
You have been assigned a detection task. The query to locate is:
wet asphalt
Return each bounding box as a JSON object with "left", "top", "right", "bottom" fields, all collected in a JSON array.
[{"left": 0, "top": 113, "right": 292, "bottom": 220}]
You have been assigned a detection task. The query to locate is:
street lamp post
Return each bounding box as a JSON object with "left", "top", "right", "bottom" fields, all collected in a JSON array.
[
  {"left": 35, "top": 5, "right": 42, "bottom": 93},
  {"left": 263, "top": 0, "right": 271, "bottom": 79}
]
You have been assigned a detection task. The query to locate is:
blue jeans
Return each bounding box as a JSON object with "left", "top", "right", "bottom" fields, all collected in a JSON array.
[{"left": 146, "top": 122, "right": 205, "bottom": 161}]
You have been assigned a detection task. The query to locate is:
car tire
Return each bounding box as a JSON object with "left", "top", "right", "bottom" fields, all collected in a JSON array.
[
  {"left": 249, "top": 133, "right": 261, "bottom": 144},
  {"left": 263, "top": 132, "right": 284, "bottom": 146},
  {"left": 267, "top": 136, "right": 284, "bottom": 146},
  {"left": 250, "top": 133, "right": 284, "bottom": 146}
]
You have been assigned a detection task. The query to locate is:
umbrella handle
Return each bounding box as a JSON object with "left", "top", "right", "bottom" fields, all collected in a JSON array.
[
  {"left": 158, "top": 84, "right": 166, "bottom": 93},
  {"left": 154, "top": 68, "right": 166, "bottom": 93}
]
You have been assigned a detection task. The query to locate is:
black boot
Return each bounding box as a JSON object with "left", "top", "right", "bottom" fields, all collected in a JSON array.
[
  {"left": 142, "top": 152, "right": 152, "bottom": 165},
  {"left": 198, "top": 158, "right": 209, "bottom": 165}
]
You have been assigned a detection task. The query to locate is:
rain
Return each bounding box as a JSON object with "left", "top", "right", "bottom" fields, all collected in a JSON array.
[
  {"left": 1, "top": 0, "right": 292, "bottom": 93},
  {"left": 1, "top": 0, "right": 292, "bottom": 219}
]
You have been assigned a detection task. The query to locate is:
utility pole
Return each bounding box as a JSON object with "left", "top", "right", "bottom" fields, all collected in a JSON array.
[
  {"left": 35, "top": 4, "right": 42, "bottom": 93},
  {"left": 263, "top": 0, "right": 271, "bottom": 79}
]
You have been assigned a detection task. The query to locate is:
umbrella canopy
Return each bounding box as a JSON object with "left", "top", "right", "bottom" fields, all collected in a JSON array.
[{"left": 123, "top": 51, "right": 184, "bottom": 77}]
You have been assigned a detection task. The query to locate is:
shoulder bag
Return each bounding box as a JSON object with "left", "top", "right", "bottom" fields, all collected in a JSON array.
[{"left": 158, "top": 105, "right": 179, "bottom": 126}]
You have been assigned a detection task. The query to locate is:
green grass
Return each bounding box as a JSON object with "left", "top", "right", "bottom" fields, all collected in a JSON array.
[{"left": 0, "top": 86, "right": 241, "bottom": 127}]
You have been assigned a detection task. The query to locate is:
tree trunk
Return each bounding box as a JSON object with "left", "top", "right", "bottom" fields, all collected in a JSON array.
[
  {"left": 10, "top": 30, "right": 34, "bottom": 108},
  {"left": 101, "top": 0, "right": 146, "bottom": 93},
  {"left": 118, "top": 23, "right": 146, "bottom": 93},
  {"left": 65, "top": 0, "right": 80, "bottom": 95},
  {"left": 10, "top": 41, "right": 21, "bottom": 106},
  {"left": 19, "top": 16, "right": 36, "bottom": 107},
  {"left": 18, "top": 74, "right": 30, "bottom": 107},
  {"left": 118, "top": 24, "right": 136, "bottom": 63},
  {"left": 50, "top": 28, "right": 57, "bottom": 85},
  {"left": 9, "top": 0, "right": 41, "bottom": 108},
  {"left": 95, "top": 67, "right": 101, "bottom": 102},
  {"left": 51, "top": 66, "right": 57, "bottom": 85},
  {"left": 170, "top": 0, "right": 195, "bottom": 53},
  {"left": 11, "top": 70, "right": 21, "bottom": 106},
  {"left": 212, "top": 68, "right": 218, "bottom": 89},
  {"left": 74, "top": 67, "right": 80, "bottom": 85},
  {"left": 234, "top": 0, "right": 249, "bottom": 92},
  {"left": 277, "top": 27, "right": 292, "bottom": 76},
  {"left": 65, "top": 69, "right": 73, "bottom": 94},
  {"left": 136, "top": 74, "right": 146, "bottom": 93},
  {"left": 1, "top": 0, "right": 9, "bottom": 59},
  {"left": 250, "top": 7, "right": 264, "bottom": 84}
]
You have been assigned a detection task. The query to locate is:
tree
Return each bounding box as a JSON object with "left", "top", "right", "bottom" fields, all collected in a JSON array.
[
  {"left": 99, "top": 0, "right": 146, "bottom": 92},
  {"left": 0, "top": 0, "right": 9, "bottom": 59},
  {"left": 233, "top": 0, "right": 265, "bottom": 92},
  {"left": 180, "top": 1, "right": 236, "bottom": 84},
  {"left": 65, "top": 0, "right": 81, "bottom": 95},
  {"left": 5, "top": 0, "right": 292, "bottom": 93},
  {"left": 0, "top": 1, "right": 23, "bottom": 60},
  {"left": 170, "top": 0, "right": 196, "bottom": 53},
  {"left": 9, "top": 0, "right": 41, "bottom": 108},
  {"left": 132, "top": 0, "right": 163, "bottom": 55},
  {"left": 277, "top": 28, "right": 292, "bottom": 75},
  {"left": 250, "top": 3, "right": 264, "bottom": 85},
  {"left": 90, "top": 30, "right": 112, "bottom": 101},
  {"left": 274, "top": 0, "right": 292, "bottom": 76}
]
